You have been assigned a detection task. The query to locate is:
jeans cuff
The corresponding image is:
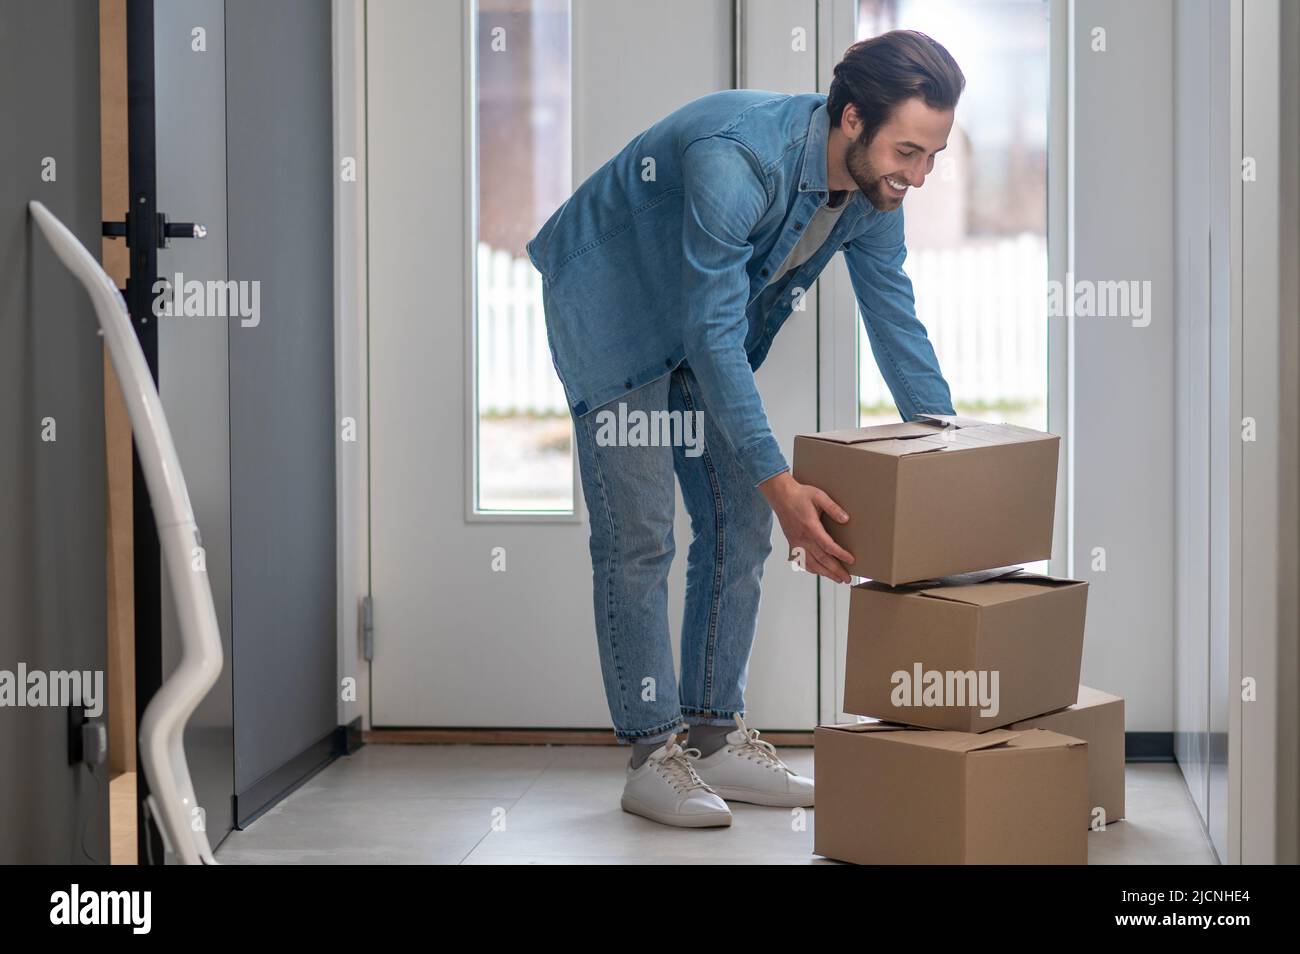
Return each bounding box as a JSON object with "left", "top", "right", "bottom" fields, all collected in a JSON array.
[
  {"left": 616, "top": 716, "right": 689, "bottom": 746},
  {"left": 681, "top": 707, "right": 742, "bottom": 728}
]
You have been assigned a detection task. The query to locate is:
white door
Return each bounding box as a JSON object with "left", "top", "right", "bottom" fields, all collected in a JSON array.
[{"left": 366, "top": 0, "right": 821, "bottom": 730}]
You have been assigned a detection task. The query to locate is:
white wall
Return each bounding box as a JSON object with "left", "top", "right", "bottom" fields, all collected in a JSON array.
[
  {"left": 1237, "top": 0, "right": 1299, "bottom": 866},
  {"left": 1070, "top": 0, "right": 1176, "bottom": 732},
  {"left": 1173, "top": 0, "right": 1230, "bottom": 859}
]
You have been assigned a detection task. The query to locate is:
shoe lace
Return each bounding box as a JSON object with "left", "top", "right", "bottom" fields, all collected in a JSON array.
[
  {"left": 728, "top": 715, "right": 791, "bottom": 773},
  {"left": 654, "top": 736, "right": 716, "bottom": 796}
]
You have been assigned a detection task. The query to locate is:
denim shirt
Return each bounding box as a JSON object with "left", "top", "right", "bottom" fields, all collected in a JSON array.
[{"left": 526, "top": 90, "right": 954, "bottom": 486}]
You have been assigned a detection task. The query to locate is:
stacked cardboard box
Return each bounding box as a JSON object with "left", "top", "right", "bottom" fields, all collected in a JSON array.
[
  {"left": 1009, "top": 685, "right": 1126, "bottom": 830},
  {"left": 794, "top": 414, "right": 1126, "bottom": 865},
  {"left": 841, "top": 568, "right": 1088, "bottom": 731}
]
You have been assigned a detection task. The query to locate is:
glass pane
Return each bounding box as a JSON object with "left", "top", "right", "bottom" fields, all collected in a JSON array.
[
  {"left": 474, "top": 0, "right": 574, "bottom": 512},
  {"left": 855, "top": 0, "right": 1050, "bottom": 432}
]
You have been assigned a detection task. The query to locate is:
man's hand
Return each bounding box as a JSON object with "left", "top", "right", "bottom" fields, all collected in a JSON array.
[{"left": 759, "top": 471, "right": 856, "bottom": 584}]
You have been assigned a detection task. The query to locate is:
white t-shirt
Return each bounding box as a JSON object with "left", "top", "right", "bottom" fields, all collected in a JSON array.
[{"left": 765, "top": 189, "right": 850, "bottom": 288}]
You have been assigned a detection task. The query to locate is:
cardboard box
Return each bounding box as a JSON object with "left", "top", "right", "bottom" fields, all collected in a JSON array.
[
  {"left": 843, "top": 569, "right": 1088, "bottom": 731},
  {"left": 1009, "top": 685, "right": 1126, "bottom": 827},
  {"left": 792, "top": 415, "right": 1059, "bottom": 585},
  {"left": 814, "top": 723, "right": 1088, "bottom": 864}
]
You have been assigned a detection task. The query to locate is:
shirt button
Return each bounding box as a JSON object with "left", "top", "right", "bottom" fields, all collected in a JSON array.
[
  {"left": 760, "top": 268, "right": 769, "bottom": 277},
  {"left": 664, "top": 358, "right": 674, "bottom": 368},
  {"left": 624, "top": 381, "right": 633, "bottom": 389},
  {"left": 794, "top": 222, "right": 804, "bottom": 231}
]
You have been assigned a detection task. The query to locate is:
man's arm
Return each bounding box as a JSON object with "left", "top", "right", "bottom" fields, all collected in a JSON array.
[
  {"left": 681, "top": 137, "right": 855, "bottom": 582},
  {"left": 843, "top": 207, "right": 955, "bottom": 419},
  {"left": 679, "top": 136, "right": 787, "bottom": 485}
]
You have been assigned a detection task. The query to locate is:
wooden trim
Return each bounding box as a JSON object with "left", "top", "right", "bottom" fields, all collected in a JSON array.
[
  {"left": 100, "top": 0, "right": 136, "bottom": 785},
  {"left": 365, "top": 728, "right": 816, "bottom": 747},
  {"left": 109, "top": 772, "right": 137, "bottom": 866},
  {"left": 101, "top": 0, "right": 137, "bottom": 865}
]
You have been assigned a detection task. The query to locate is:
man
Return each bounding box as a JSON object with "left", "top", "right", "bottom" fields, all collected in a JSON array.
[{"left": 527, "top": 30, "right": 964, "bottom": 828}]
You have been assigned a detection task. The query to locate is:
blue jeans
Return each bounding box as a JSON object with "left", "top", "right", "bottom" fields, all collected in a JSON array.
[{"left": 572, "top": 366, "right": 775, "bottom": 745}]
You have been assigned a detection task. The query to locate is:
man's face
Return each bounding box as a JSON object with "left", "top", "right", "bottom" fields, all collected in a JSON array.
[{"left": 842, "top": 97, "right": 955, "bottom": 211}]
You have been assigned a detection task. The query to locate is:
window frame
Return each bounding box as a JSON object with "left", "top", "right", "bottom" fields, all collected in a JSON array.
[{"left": 463, "top": 0, "right": 584, "bottom": 523}]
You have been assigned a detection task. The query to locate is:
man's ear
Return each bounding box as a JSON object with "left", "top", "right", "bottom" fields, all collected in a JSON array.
[{"left": 839, "top": 102, "right": 862, "bottom": 138}]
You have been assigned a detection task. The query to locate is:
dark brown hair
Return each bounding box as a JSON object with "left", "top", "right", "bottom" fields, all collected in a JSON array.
[{"left": 827, "top": 30, "right": 965, "bottom": 143}]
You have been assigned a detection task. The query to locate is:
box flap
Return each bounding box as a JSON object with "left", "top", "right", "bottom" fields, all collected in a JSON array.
[
  {"left": 892, "top": 566, "right": 1027, "bottom": 589},
  {"left": 911, "top": 416, "right": 1059, "bottom": 450},
  {"left": 883, "top": 571, "right": 1086, "bottom": 608},
  {"left": 821, "top": 722, "right": 1024, "bottom": 752},
  {"left": 914, "top": 413, "right": 994, "bottom": 429},
  {"left": 798, "top": 421, "right": 939, "bottom": 445},
  {"left": 999, "top": 728, "right": 1087, "bottom": 751},
  {"left": 992, "top": 570, "right": 1086, "bottom": 588},
  {"left": 852, "top": 571, "right": 1024, "bottom": 600},
  {"left": 819, "top": 719, "right": 908, "bottom": 735},
  {"left": 861, "top": 435, "right": 951, "bottom": 457},
  {"left": 915, "top": 582, "right": 1066, "bottom": 607},
  {"left": 873, "top": 728, "right": 1023, "bottom": 753}
]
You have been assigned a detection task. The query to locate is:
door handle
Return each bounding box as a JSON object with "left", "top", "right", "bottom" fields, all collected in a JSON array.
[
  {"left": 163, "top": 219, "right": 207, "bottom": 242},
  {"left": 102, "top": 210, "right": 207, "bottom": 247}
]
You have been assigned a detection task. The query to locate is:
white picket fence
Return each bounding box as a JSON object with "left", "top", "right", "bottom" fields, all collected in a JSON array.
[
  {"left": 477, "top": 234, "right": 1048, "bottom": 417},
  {"left": 860, "top": 233, "right": 1048, "bottom": 410},
  {"left": 476, "top": 244, "right": 566, "bottom": 416}
]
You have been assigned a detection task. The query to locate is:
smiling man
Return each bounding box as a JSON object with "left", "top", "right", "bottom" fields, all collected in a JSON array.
[{"left": 527, "top": 30, "right": 964, "bottom": 828}]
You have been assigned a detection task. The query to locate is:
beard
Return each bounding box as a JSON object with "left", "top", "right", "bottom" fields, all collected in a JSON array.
[{"left": 845, "top": 132, "right": 904, "bottom": 212}]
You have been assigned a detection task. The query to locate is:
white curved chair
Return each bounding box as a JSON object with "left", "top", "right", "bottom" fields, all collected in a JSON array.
[{"left": 29, "top": 200, "right": 223, "bottom": 865}]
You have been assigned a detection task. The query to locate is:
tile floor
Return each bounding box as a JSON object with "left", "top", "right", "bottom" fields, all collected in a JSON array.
[{"left": 214, "top": 743, "right": 1219, "bottom": 865}]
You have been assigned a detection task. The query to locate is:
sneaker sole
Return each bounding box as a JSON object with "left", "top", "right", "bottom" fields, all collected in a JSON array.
[
  {"left": 708, "top": 786, "right": 814, "bottom": 808},
  {"left": 620, "top": 795, "right": 732, "bottom": 828}
]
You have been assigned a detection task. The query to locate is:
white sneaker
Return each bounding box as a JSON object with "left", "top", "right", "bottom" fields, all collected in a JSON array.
[
  {"left": 620, "top": 734, "right": 733, "bottom": 828},
  {"left": 691, "top": 715, "right": 815, "bottom": 808}
]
